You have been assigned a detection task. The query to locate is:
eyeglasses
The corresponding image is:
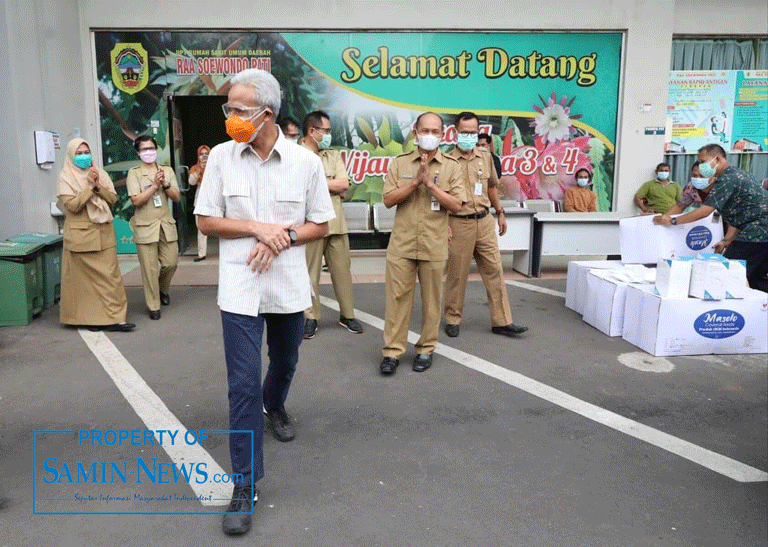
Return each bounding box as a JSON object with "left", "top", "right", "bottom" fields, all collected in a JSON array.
[
  {"left": 458, "top": 132, "right": 479, "bottom": 136},
  {"left": 138, "top": 146, "right": 157, "bottom": 152},
  {"left": 222, "top": 103, "right": 264, "bottom": 119},
  {"left": 313, "top": 126, "right": 331, "bottom": 135}
]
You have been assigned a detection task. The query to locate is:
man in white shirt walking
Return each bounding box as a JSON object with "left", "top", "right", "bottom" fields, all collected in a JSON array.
[{"left": 195, "top": 68, "right": 334, "bottom": 537}]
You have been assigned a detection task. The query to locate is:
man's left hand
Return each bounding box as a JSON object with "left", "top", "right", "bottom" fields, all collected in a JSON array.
[
  {"left": 246, "top": 241, "right": 277, "bottom": 274},
  {"left": 498, "top": 213, "right": 507, "bottom": 236},
  {"left": 653, "top": 214, "right": 671, "bottom": 226}
]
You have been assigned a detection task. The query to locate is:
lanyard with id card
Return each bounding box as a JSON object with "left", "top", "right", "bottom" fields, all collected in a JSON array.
[
  {"left": 431, "top": 174, "right": 440, "bottom": 210},
  {"left": 475, "top": 166, "right": 483, "bottom": 196}
]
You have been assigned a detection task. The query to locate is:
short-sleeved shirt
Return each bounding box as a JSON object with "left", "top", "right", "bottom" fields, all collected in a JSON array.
[
  {"left": 704, "top": 165, "right": 768, "bottom": 242},
  {"left": 635, "top": 179, "right": 682, "bottom": 214},
  {"left": 446, "top": 147, "right": 498, "bottom": 215},
  {"left": 194, "top": 135, "right": 335, "bottom": 316},
  {"left": 564, "top": 186, "right": 597, "bottom": 212},
  {"left": 677, "top": 182, "right": 709, "bottom": 210},
  {"left": 126, "top": 164, "right": 179, "bottom": 244},
  {"left": 300, "top": 143, "right": 349, "bottom": 235},
  {"left": 383, "top": 150, "right": 466, "bottom": 262}
]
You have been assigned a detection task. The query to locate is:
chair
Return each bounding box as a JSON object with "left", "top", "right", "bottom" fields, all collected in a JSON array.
[
  {"left": 373, "top": 202, "right": 396, "bottom": 232},
  {"left": 341, "top": 202, "right": 371, "bottom": 232},
  {"left": 522, "top": 199, "right": 556, "bottom": 213}
]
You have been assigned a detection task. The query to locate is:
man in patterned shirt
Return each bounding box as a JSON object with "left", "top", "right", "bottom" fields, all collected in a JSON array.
[{"left": 653, "top": 144, "right": 768, "bottom": 292}]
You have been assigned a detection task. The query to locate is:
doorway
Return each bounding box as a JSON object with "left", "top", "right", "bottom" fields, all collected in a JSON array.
[{"left": 168, "top": 95, "right": 228, "bottom": 257}]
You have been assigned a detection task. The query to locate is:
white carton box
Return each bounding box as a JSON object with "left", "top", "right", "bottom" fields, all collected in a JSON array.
[
  {"left": 565, "top": 260, "right": 624, "bottom": 314},
  {"left": 695, "top": 253, "right": 749, "bottom": 299},
  {"left": 620, "top": 212, "right": 723, "bottom": 264},
  {"left": 689, "top": 259, "right": 728, "bottom": 300},
  {"left": 622, "top": 284, "right": 768, "bottom": 356},
  {"left": 583, "top": 270, "right": 630, "bottom": 336},
  {"left": 655, "top": 257, "right": 693, "bottom": 298}
]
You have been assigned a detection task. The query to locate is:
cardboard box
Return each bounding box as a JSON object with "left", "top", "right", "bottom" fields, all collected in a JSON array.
[
  {"left": 583, "top": 270, "right": 630, "bottom": 336},
  {"left": 655, "top": 257, "right": 693, "bottom": 298},
  {"left": 620, "top": 213, "right": 723, "bottom": 264},
  {"left": 622, "top": 284, "right": 768, "bottom": 356},
  {"left": 565, "top": 260, "right": 624, "bottom": 314},
  {"left": 689, "top": 259, "right": 728, "bottom": 300},
  {"left": 695, "top": 253, "right": 748, "bottom": 299}
]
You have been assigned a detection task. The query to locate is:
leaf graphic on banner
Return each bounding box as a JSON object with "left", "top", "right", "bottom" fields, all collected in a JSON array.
[
  {"left": 379, "top": 116, "right": 391, "bottom": 146},
  {"left": 355, "top": 117, "right": 378, "bottom": 147},
  {"left": 588, "top": 138, "right": 610, "bottom": 211}
]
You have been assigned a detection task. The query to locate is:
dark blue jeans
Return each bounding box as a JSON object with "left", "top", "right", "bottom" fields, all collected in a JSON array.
[
  {"left": 725, "top": 240, "right": 768, "bottom": 293},
  {"left": 221, "top": 310, "right": 304, "bottom": 485}
]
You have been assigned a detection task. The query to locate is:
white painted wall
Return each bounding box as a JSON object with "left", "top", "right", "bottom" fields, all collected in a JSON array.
[{"left": 1, "top": 0, "right": 765, "bottom": 238}]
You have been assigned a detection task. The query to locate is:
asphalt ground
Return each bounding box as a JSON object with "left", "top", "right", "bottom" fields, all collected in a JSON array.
[{"left": 0, "top": 278, "right": 766, "bottom": 546}]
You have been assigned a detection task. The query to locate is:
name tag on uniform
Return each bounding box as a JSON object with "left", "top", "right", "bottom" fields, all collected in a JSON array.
[
  {"left": 474, "top": 182, "right": 483, "bottom": 195},
  {"left": 402, "top": 174, "right": 414, "bottom": 179},
  {"left": 152, "top": 194, "right": 162, "bottom": 208},
  {"left": 431, "top": 197, "right": 440, "bottom": 211}
]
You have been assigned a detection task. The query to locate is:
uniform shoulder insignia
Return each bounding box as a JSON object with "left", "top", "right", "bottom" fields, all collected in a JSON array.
[{"left": 395, "top": 151, "right": 413, "bottom": 158}]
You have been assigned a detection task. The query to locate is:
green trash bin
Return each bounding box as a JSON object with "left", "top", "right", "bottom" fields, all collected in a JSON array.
[
  {"left": 0, "top": 241, "right": 45, "bottom": 326},
  {"left": 7, "top": 232, "right": 63, "bottom": 309}
]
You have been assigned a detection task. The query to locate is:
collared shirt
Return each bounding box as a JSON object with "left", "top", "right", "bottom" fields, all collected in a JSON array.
[
  {"left": 704, "top": 165, "right": 768, "bottom": 242},
  {"left": 447, "top": 146, "right": 498, "bottom": 215},
  {"left": 564, "top": 186, "right": 597, "bottom": 212},
  {"left": 300, "top": 143, "right": 349, "bottom": 235},
  {"left": 194, "top": 133, "right": 335, "bottom": 316},
  {"left": 635, "top": 179, "right": 682, "bottom": 214},
  {"left": 383, "top": 149, "right": 466, "bottom": 262},
  {"left": 126, "top": 164, "right": 179, "bottom": 244}
]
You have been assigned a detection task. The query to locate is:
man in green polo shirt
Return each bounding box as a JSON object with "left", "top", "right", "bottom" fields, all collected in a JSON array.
[
  {"left": 634, "top": 162, "right": 682, "bottom": 214},
  {"left": 653, "top": 144, "right": 768, "bottom": 292}
]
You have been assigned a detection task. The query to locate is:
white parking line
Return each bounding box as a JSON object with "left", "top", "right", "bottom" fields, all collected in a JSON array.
[
  {"left": 320, "top": 295, "right": 768, "bottom": 483},
  {"left": 79, "top": 330, "right": 233, "bottom": 505},
  {"left": 505, "top": 279, "right": 566, "bottom": 298}
]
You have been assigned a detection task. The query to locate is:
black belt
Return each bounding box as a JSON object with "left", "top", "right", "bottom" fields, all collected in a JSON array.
[{"left": 451, "top": 209, "right": 488, "bottom": 220}]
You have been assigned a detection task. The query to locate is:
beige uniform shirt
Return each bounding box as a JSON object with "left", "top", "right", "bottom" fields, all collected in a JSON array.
[
  {"left": 126, "top": 164, "right": 179, "bottom": 244},
  {"left": 447, "top": 147, "right": 498, "bottom": 215},
  {"left": 384, "top": 149, "right": 466, "bottom": 262},
  {"left": 301, "top": 144, "right": 349, "bottom": 235}
]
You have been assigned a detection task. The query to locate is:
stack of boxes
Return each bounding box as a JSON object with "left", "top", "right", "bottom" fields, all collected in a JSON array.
[{"left": 566, "top": 213, "right": 767, "bottom": 356}]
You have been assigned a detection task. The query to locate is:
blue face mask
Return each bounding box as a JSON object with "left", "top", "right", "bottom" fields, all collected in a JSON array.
[
  {"left": 657, "top": 171, "right": 670, "bottom": 181},
  {"left": 576, "top": 177, "right": 590, "bottom": 187},
  {"left": 698, "top": 158, "right": 717, "bottom": 178},
  {"left": 691, "top": 177, "right": 711, "bottom": 190},
  {"left": 73, "top": 154, "right": 92, "bottom": 169}
]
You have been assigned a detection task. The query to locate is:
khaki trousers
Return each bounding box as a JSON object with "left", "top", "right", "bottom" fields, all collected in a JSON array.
[
  {"left": 444, "top": 213, "right": 512, "bottom": 327},
  {"left": 135, "top": 230, "right": 178, "bottom": 311},
  {"left": 305, "top": 233, "right": 355, "bottom": 320},
  {"left": 383, "top": 254, "right": 445, "bottom": 358}
]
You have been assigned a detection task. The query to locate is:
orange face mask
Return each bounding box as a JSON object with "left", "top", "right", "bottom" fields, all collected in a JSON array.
[{"left": 225, "top": 110, "right": 266, "bottom": 143}]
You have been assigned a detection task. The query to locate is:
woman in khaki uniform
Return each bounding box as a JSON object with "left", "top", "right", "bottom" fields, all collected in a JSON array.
[
  {"left": 126, "top": 136, "right": 180, "bottom": 320},
  {"left": 57, "top": 138, "right": 134, "bottom": 331}
]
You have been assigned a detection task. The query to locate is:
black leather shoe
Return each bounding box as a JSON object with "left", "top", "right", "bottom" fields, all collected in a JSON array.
[
  {"left": 193, "top": 256, "right": 206, "bottom": 262},
  {"left": 379, "top": 357, "right": 399, "bottom": 375},
  {"left": 266, "top": 408, "right": 295, "bottom": 442},
  {"left": 339, "top": 316, "right": 363, "bottom": 334},
  {"left": 491, "top": 324, "right": 528, "bottom": 337},
  {"left": 86, "top": 325, "right": 104, "bottom": 332},
  {"left": 160, "top": 292, "right": 170, "bottom": 306},
  {"left": 149, "top": 310, "right": 161, "bottom": 320},
  {"left": 222, "top": 484, "right": 258, "bottom": 536},
  {"left": 444, "top": 324, "right": 460, "bottom": 337},
  {"left": 413, "top": 353, "right": 433, "bottom": 372},
  {"left": 304, "top": 319, "right": 317, "bottom": 339},
  {"left": 105, "top": 323, "right": 136, "bottom": 332}
]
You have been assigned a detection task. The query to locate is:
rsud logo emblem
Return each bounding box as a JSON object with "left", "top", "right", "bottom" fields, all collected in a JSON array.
[
  {"left": 693, "top": 309, "right": 745, "bottom": 339},
  {"left": 686, "top": 225, "right": 713, "bottom": 251}
]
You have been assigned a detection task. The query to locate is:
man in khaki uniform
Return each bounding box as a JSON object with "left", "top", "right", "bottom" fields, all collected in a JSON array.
[
  {"left": 380, "top": 112, "right": 467, "bottom": 375},
  {"left": 444, "top": 112, "right": 528, "bottom": 338},
  {"left": 126, "top": 135, "right": 180, "bottom": 320},
  {"left": 300, "top": 111, "right": 363, "bottom": 338}
]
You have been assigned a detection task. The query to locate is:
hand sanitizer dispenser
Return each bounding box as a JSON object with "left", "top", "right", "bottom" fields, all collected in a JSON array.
[{"left": 34, "top": 131, "right": 56, "bottom": 168}]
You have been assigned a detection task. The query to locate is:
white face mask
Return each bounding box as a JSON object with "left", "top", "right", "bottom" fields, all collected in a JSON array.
[
  {"left": 576, "top": 178, "right": 590, "bottom": 187},
  {"left": 417, "top": 134, "right": 441, "bottom": 151},
  {"left": 139, "top": 149, "right": 158, "bottom": 164}
]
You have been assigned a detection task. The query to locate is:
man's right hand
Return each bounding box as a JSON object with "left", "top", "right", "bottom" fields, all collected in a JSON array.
[{"left": 251, "top": 221, "right": 292, "bottom": 254}]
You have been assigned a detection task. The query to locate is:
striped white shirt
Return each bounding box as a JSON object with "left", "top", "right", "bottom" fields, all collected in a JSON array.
[{"left": 194, "top": 132, "right": 335, "bottom": 316}]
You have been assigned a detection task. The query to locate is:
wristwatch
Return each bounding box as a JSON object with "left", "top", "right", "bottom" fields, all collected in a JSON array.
[
  {"left": 288, "top": 228, "right": 298, "bottom": 246},
  {"left": 671, "top": 217, "right": 677, "bottom": 225}
]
